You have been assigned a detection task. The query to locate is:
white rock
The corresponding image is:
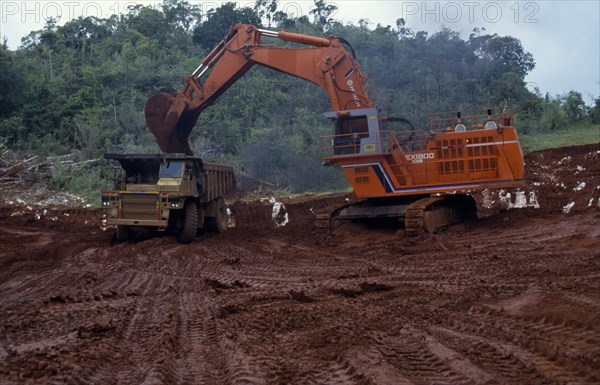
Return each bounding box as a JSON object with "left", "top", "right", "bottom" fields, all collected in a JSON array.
[
  {"left": 271, "top": 199, "right": 289, "bottom": 227},
  {"left": 514, "top": 191, "right": 527, "bottom": 208},
  {"left": 562, "top": 202, "right": 575, "bottom": 214},
  {"left": 528, "top": 192, "right": 540, "bottom": 209},
  {"left": 498, "top": 190, "right": 513, "bottom": 209},
  {"left": 558, "top": 156, "right": 572, "bottom": 165}
]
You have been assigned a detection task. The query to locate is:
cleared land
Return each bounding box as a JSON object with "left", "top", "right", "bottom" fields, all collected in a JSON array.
[{"left": 1, "top": 144, "right": 599, "bottom": 385}]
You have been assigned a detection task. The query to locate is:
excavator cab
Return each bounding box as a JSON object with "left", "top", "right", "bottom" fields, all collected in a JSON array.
[
  {"left": 325, "top": 108, "right": 386, "bottom": 157},
  {"left": 331, "top": 115, "right": 369, "bottom": 155}
]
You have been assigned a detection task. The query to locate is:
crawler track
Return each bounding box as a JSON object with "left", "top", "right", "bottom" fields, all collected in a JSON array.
[{"left": 404, "top": 196, "right": 444, "bottom": 234}]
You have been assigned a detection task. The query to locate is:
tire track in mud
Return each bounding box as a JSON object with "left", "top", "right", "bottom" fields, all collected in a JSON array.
[
  {"left": 431, "top": 327, "right": 548, "bottom": 385},
  {"left": 360, "top": 330, "right": 474, "bottom": 385},
  {"left": 176, "top": 291, "right": 228, "bottom": 385},
  {"left": 434, "top": 303, "right": 600, "bottom": 383},
  {"left": 82, "top": 295, "right": 182, "bottom": 385},
  {"left": 195, "top": 239, "right": 388, "bottom": 309},
  {"left": 448, "top": 212, "right": 599, "bottom": 253},
  {"left": 1, "top": 290, "right": 137, "bottom": 384},
  {"left": 429, "top": 324, "right": 590, "bottom": 385},
  {"left": 210, "top": 210, "right": 593, "bottom": 383}
]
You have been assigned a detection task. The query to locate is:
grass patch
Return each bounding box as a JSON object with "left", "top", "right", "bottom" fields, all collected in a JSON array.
[{"left": 520, "top": 124, "right": 599, "bottom": 152}]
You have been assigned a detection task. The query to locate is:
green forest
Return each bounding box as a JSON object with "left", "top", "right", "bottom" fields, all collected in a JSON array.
[{"left": 1, "top": 0, "right": 598, "bottom": 198}]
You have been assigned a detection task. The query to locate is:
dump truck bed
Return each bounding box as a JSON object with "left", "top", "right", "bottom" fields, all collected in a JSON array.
[
  {"left": 104, "top": 153, "right": 235, "bottom": 203},
  {"left": 201, "top": 161, "right": 236, "bottom": 202}
]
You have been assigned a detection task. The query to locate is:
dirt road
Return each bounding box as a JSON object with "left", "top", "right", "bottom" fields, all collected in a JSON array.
[{"left": 1, "top": 144, "right": 599, "bottom": 385}]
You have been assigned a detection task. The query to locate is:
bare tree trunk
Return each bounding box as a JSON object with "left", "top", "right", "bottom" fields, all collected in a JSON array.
[
  {"left": 48, "top": 49, "right": 54, "bottom": 81},
  {"left": 112, "top": 90, "right": 118, "bottom": 127}
]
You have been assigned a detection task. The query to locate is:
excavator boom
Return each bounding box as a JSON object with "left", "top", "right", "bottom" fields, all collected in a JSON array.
[{"left": 145, "top": 24, "right": 373, "bottom": 154}]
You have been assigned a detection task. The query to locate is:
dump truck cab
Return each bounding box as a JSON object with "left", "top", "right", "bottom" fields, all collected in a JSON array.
[{"left": 102, "top": 153, "right": 235, "bottom": 243}]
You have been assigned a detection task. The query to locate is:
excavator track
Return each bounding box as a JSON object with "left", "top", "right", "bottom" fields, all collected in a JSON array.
[
  {"left": 404, "top": 195, "right": 473, "bottom": 235},
  {"left": 315, "top": 195, "right": 474, "bottom": 235},
  {"left": 314, "top": 202, "right": 356, "bottom": 231},
  {"left": 404, "top": 197, "right": 445, "bottom": 235}
]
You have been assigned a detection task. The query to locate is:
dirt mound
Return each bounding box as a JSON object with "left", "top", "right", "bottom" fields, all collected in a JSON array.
[
  {"left": 229, "top": 193, "right": 350, "bottom": 230},
  {"left": 0, "top": 144, "right": 599, "bottom": 385},
  {"left": 525, "top": 143, "right": 600, "bottom": 214}
]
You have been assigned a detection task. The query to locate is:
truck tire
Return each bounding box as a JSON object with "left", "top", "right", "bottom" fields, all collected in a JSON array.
[
  {"left": 116, "top": 225, "right": 130, "bottom": 242},
  {"left": 206, "top": 197, "right": 228, "bottom": 233},
  {"left": 177, "top": 201, "right": 198, "bottom": 244}
]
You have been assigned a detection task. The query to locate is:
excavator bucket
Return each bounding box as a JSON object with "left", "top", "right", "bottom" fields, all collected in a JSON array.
[{"left": 144, "top": 92, "right": 198, "bottom": 155}]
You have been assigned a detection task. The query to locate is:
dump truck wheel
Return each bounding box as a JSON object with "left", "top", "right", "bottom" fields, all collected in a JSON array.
[
  {"left": 196, "top": 205, "right": 205, "bottom": 233},
  {"left": 206, "top": 197, "right": 228, "bottom": 233},
  {"left": 116, "top": 225, "right": 130, "bottom": 242},
  {"left": 178, "top": 201, "right": 198, "bottom": 244}
]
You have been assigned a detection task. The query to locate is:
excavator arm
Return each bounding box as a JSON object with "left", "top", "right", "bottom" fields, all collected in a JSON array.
[{"left": 144, "top": 23, "right": 375, "bottom": 154}]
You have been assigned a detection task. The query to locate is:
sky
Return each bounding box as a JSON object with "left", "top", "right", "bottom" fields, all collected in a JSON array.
[{"left": 1, "top": 0, "right": 599, "bottom": 103}]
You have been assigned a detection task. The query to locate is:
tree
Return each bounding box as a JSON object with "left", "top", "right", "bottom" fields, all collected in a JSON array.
[
  {"left": 193, "top": 3, "right": 261, "bottom": 48},
  {"left": 254, "top": 0, "right": 279, "bottom": 27},
  {"left": 539, "top": 97, "right": 567, "bottom": 131},
  {"left": 0, "top": 42, "right": 24, "bottom": 117},
  {"left": 470, "top": 34, "right": 535, "bottom": 78},
  {"left": 395, "top": 18, "right": 414, "bottom": 39},
  {"left": 124, "top": 5, "right": 168, "bottom": 40},
  {"left": 61, "top": 16, "right": 113, "bottom": 51},
  {"left": 162, "top": 0, "right": 201, "bottom": 32},
  {"left": 590, "top": 98, "right": 600, "bottom": 124},
  {"left": 562, "top": 91, "right": 587, "bottom": 122},
  {"left": 310, "top": 0, "right": 337, "bottom": 29},
  {"left": 489, "top": 72, "right": 526, "bottom": 104}
]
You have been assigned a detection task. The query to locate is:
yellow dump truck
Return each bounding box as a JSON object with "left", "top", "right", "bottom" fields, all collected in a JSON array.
[{"left": 102, "top": 153, "right": 235, "bottom": 243}]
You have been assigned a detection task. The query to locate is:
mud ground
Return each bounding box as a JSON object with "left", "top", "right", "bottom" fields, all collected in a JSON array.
[{"left": 1, "top": 144, "right": 599, "bottom": 385}]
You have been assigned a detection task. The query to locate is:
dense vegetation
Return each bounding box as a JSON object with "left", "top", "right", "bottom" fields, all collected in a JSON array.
[{"left": 1, "top": 0, "right": 598, "bottom": 197}]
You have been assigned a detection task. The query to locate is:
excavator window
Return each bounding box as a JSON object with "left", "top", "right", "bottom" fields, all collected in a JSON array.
[
  {"left": 335, "top": 116, "right": 368, "bottom": 136},
  {"left": 333, "top": 116, "right": 369, "bottom": 155}
]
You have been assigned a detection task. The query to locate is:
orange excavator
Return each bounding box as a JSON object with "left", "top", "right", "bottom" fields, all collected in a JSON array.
[{"left": 145, "top": 23, "right": 525, "bottom": 233}]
